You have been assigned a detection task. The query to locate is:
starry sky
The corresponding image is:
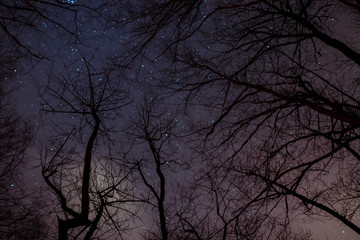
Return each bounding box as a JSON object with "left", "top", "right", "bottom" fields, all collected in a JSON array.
[{"left": 2, "top": 0, "right": 360, "bottom": 239}]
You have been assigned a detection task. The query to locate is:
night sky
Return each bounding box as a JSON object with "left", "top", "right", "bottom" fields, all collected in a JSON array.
[{"left": 1, "top": 0, "right": 360, "bottom": 239}]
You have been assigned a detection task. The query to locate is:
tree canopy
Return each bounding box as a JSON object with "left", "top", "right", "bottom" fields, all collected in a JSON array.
[{"left": 1, "top": 0, "right": 360, "bottom": 239}]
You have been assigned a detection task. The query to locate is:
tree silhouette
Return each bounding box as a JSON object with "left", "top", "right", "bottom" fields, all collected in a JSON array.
[
  {"left": 126, "top": 0, "right": 360, "bottom": 237},
  {"left": 129, "top": 98, "right": 188, "bottom": 240},
  {"left": 40, "top": 59, "right": 141, "bottom": 240},
  {"left": 3, "top": 0, "right": 360, "bottom": 239}
]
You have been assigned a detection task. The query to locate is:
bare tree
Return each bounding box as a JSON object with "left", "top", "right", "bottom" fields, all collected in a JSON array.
[
  {"left": 39, "top": 59, "right": 141, "bottom": 240},
  {"left": 129, "top": 98, "right": 184, "bottom": 240},
  {"left": 3, "top": 0, "right": 360, "bottom": 238},
  {"left": 129, "top": 98, "right": 272, "bottom": 240},
  {"left": 124, "top": 0, "right": 360, "bottom": 238}
]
